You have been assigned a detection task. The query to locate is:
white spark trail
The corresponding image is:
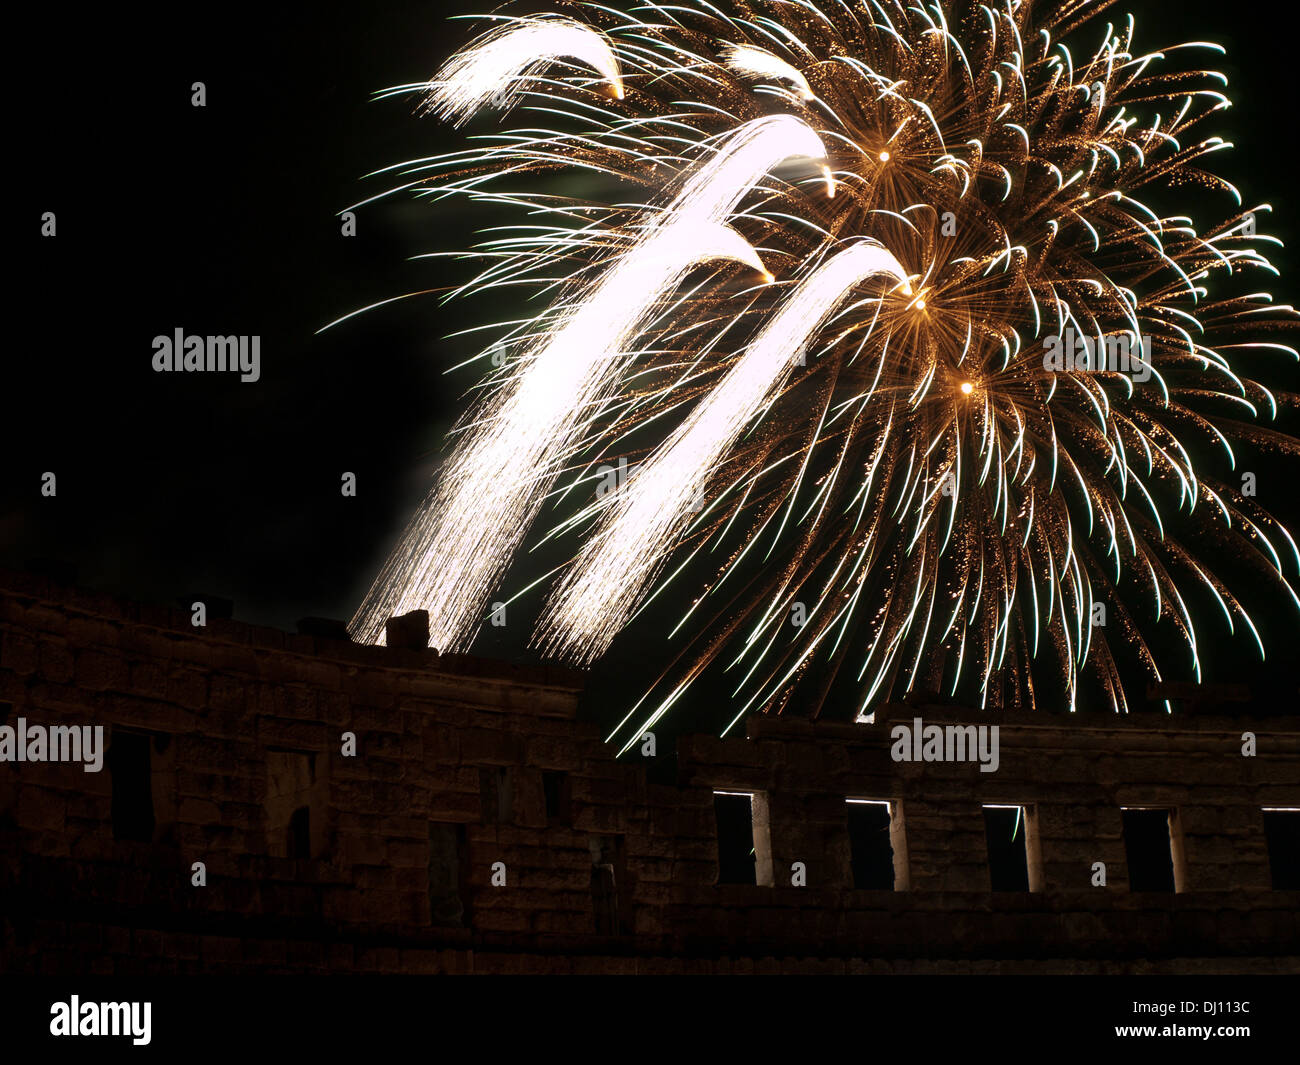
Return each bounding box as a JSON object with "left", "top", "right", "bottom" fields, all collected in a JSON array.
[
  {"left": 352, "top": 225, "right": 764, "bottom": 647},
  {"left": 538, "top": 240, "right": 911, "bottom": 660},
  {"left": 350, "top": 115, "right": 830, "bottom": 650},
  {"left": 423, "top": 16, "right": 624, "bottom": 126},
  {"left": 721, "top": 43, "right": 815, "bottom": 100}
]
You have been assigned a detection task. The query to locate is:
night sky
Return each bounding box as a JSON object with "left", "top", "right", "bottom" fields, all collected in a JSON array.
[{"left": 9, "top": 0, "right": 1300, "bottom": 738}]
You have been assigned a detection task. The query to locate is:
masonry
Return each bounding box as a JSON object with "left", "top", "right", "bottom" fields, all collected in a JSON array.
[{"left": 1, "top": 569, "right": 1297, "bottom": 974}]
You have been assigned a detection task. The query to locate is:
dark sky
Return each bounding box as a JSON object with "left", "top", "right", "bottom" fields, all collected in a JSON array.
[{"left": 9, "top": 0, "right": 1300, "bottom": 736}]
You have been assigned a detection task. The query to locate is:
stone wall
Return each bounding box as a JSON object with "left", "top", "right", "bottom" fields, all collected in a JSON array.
[{"left": 1, "top": 570, "right": 1297, "bottom": 974}]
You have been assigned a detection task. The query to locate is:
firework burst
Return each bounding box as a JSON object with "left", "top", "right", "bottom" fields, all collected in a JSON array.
[{"left": 346, "top": 0, "right": 1300, "bottom": 750}]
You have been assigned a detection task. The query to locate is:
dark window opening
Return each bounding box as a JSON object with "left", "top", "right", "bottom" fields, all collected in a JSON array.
[
  {"left": 543, "top": 771, "right": 570, "bottom": 825},
  {"left": 480, "top": 767, "right": 513, "bottom": 824},
  {"left": 847, "top": 800, "right": 895, "bottom": 889},
  {"left": 589, "top": 835, "right": 628, "bottom": 935},
  {"left": 1263, "top": 809, "right": 1300, "bottom": 890},
  {"left": 714, "top": 792, "right": 757, "bottom": 885},
  {"left": 1122, "top": 807, "right": 1176, "bottom": 891},
  {"left": 983, "top": 805, "right": 1030, "bottom": 891},
  {"left": 109, "top": 731, "right": 155, "bottom": 842},
  {"left": 428, "top": 822, "right": 471, "bottom": 927},
  {"left": 265, "top": 749, "right": 320, "bottom": 860},
  {"left": 287, "top": 806, "right": 311, "bottom": 860}
]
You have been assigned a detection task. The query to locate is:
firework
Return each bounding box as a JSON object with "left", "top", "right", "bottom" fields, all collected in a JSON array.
[
  {"left": 349, "top": 113, "right": 827, "bottom": 649},
  {"left": 420, "top": 14, "right": 624, "bottom": 125},
  {"left": 721, "top": 42, "right": 816, "bottom": 101},
  {"left": 538, "top": 239, "right": 911, "bottom": 660},
  {"left": 349, "top": 0, "right": 1300, "bottom": 749}
]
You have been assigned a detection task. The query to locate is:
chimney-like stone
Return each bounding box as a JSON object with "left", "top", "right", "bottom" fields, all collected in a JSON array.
[{"left": 385, "top": 609, "right": 431, "bottom": 651}]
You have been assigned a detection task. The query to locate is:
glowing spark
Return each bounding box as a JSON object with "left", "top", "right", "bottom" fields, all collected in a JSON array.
[
  {"left": 349, "top": 1, "right": 1300, "bottom": 735},
  {"left": 351, "top": 115, "right": 829, "bottom": 650},
  {"left": 538, "top": 241, "right": 910, "bottom": 661},
  {"left": 721, "top": 43, "right": 815, "bottom": 100},
  {"left": 423, "top": 16, "right": 623, "bottom": 126},
  {"left": 352, "top": 222, "right": 767, "bottom": 649}
]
